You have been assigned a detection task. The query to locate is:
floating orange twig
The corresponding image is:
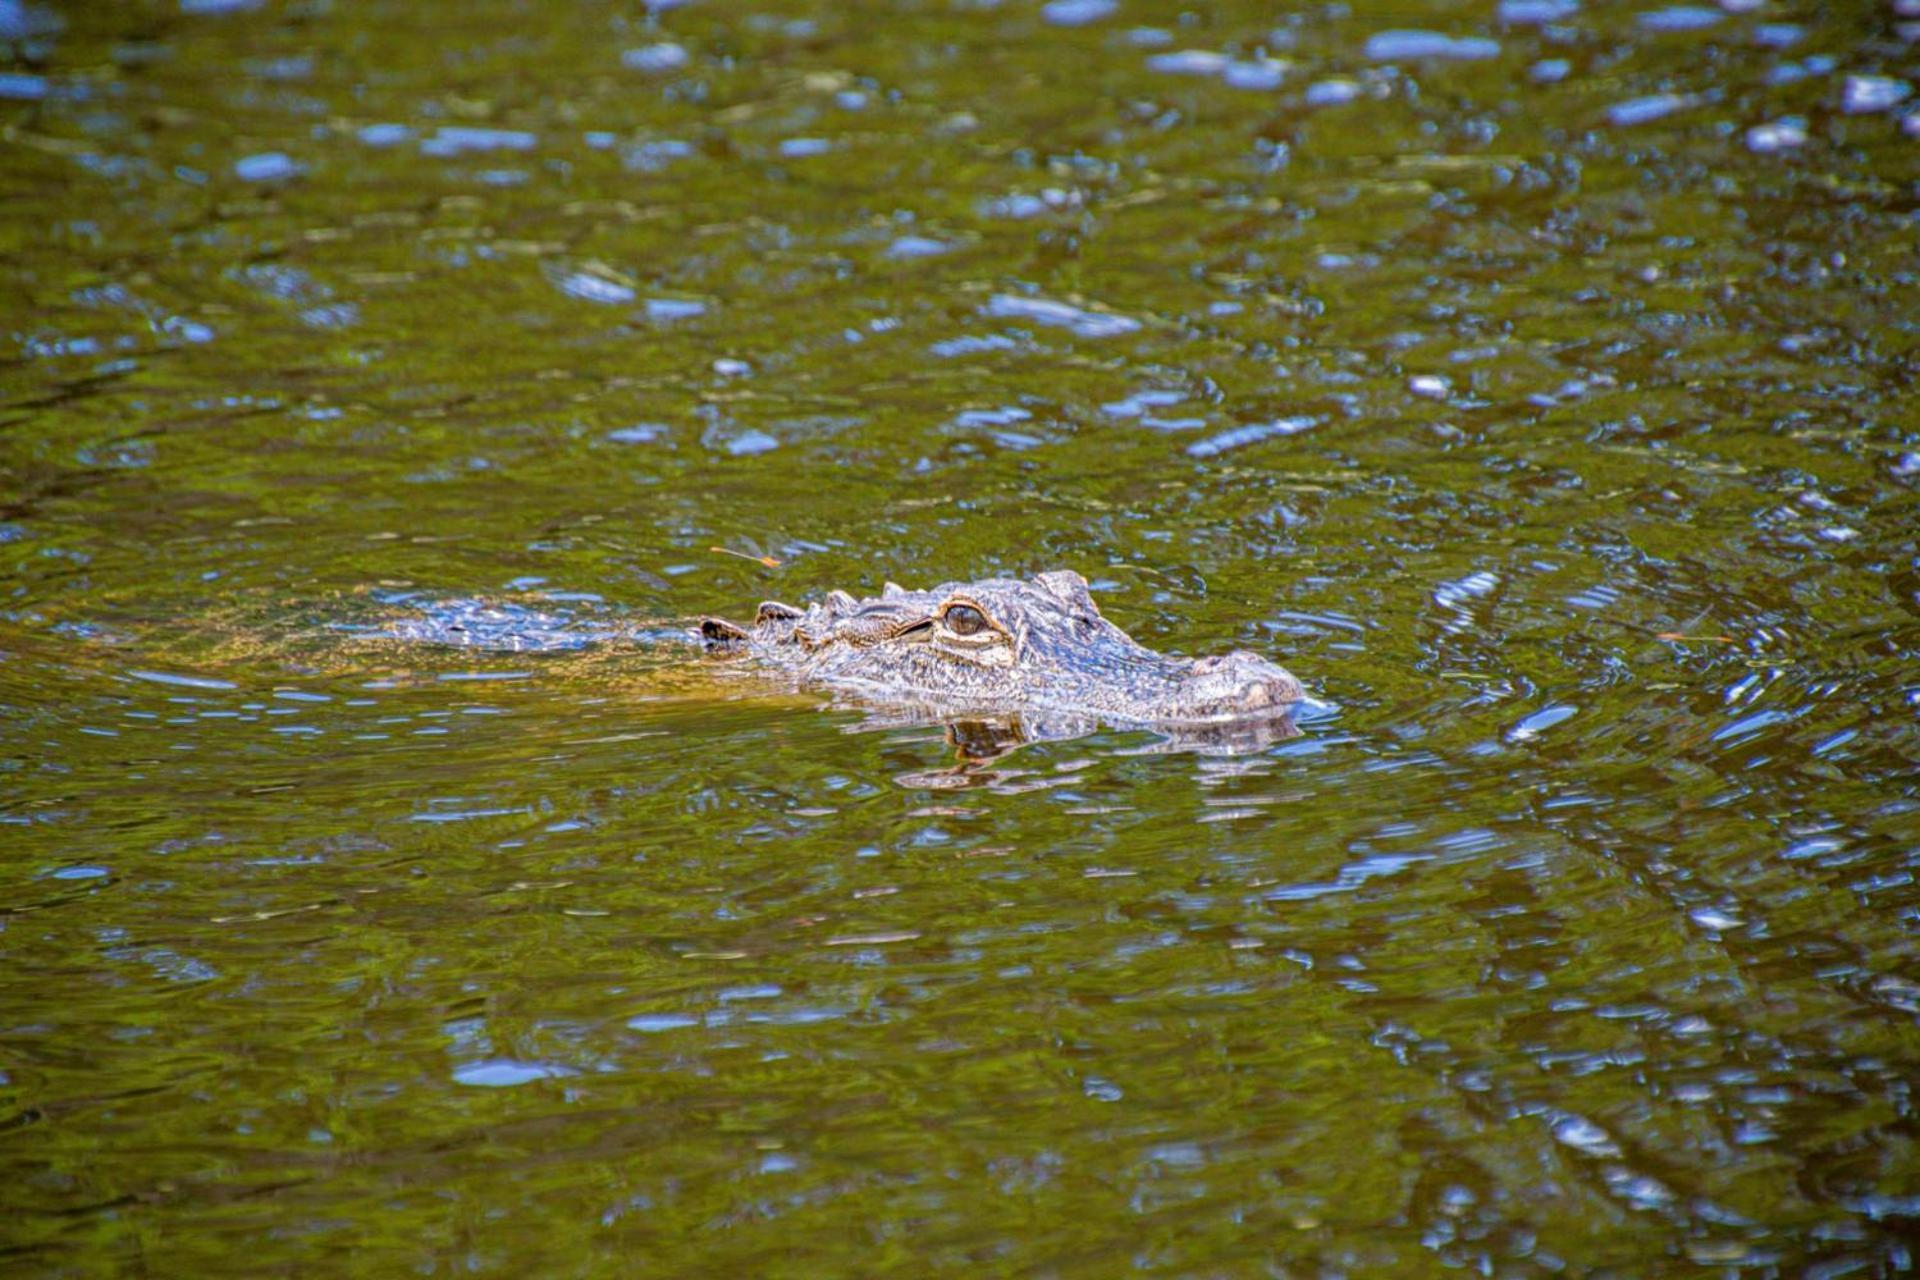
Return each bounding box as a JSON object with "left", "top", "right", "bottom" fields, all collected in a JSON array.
[
  {"left": 710, "top": 546, "right": 781, "bottom": 568},
  {"left": 1657, "top": 632, "right": 1735, "bottom": 643}
]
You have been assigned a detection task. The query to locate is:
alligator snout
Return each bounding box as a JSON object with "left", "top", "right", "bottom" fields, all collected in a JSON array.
[{"left": 1184, "top": 650, "right": 1305, "bottom": 716}]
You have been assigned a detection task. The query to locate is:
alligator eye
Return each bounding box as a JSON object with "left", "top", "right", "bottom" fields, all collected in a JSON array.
[{"left": 942, "top": 604, "right": 989, "bottom": 636}]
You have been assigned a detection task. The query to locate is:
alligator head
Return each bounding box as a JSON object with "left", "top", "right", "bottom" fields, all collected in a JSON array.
[{"left": 699, "top": 570, "right": 1304, "bottom": 724}]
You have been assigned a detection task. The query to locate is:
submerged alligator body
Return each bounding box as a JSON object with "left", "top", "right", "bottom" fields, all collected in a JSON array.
[{"left": 698, "top": 570, "right": 1305, "bottom": 726}]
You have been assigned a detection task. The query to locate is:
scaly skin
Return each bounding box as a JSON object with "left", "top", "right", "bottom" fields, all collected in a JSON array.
[{"left": 700, "top": 570, "right": 1304, "bottom": 725}]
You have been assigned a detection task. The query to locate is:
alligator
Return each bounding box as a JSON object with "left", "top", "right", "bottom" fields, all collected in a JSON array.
[
  {"left": 373, "top": 569, "right": 1311, "bottom": 754},
  {"left": 696, "top": 570, "right": 1305, "bottom": 726}
]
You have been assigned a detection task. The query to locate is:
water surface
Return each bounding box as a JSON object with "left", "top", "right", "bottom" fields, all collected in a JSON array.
[{"left": 3, "top": 0, "right": 1917, "bottom": 1274}]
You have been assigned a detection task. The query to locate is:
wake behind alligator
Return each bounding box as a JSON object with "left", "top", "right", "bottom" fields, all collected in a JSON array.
[{"left": 378, "top": 569, "right": 1319, "bottom": 753}]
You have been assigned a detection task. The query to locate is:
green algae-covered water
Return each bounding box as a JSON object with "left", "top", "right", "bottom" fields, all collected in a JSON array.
[{"left": 3, "top": 0, "right": 1918, "bottom": 1274}]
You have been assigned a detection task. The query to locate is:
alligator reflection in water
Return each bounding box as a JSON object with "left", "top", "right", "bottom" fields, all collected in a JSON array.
[{"left": 844, "top": 699, "right": 1306, "bottom": 777}]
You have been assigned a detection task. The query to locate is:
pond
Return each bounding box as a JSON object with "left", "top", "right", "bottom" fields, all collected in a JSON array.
[{"left": 2, "top": 0, "right": 1917, "bottom": 1274}]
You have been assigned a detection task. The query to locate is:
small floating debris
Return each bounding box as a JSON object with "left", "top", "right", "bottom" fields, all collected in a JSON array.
[
  {"left": 1408, "top": 374, "right": 1452, "bottom": 399},
  {"left": 1364, "top": 30, "right": 1501, "bottom": 61},
  {"left": 712, "top": 357, "right": 752, "bottom": 377},
  {"left": 983, "top": 294, "right": 1141, "bottom": 338},
  {"left": 824, "top": 931, "right": 920, "bottom": 946},
  {"left": 1842, "top": 74, "right": 1911, "bottom": 114}
]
